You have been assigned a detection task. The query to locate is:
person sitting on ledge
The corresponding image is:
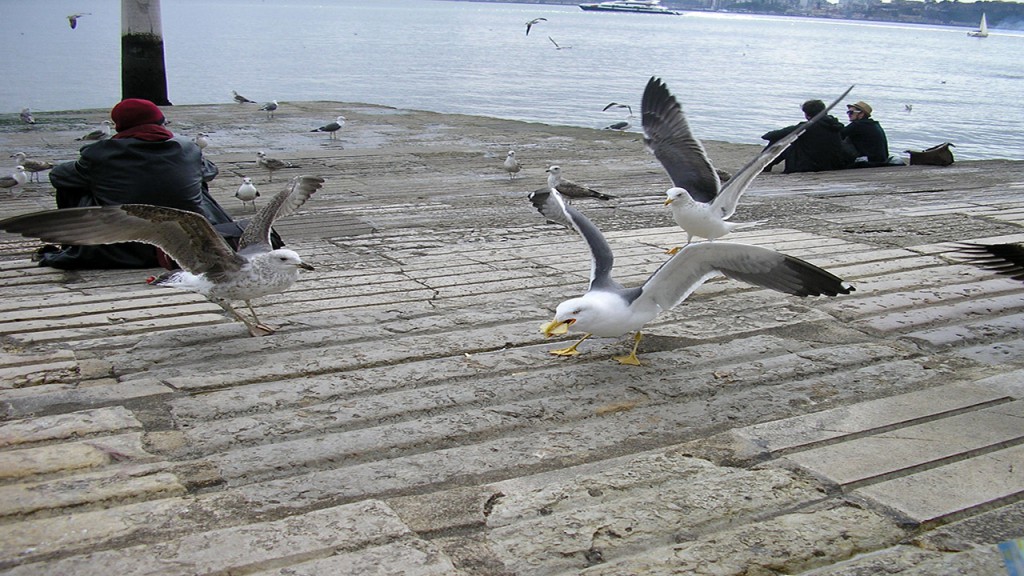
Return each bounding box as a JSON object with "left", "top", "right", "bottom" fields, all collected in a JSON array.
[
  {"left": 761, "top": 98, "right": 850, "bottom": 174},
  {"left": 840, "top": 100, "right": 895, "bottom": 168},
  {"left": 41, "top": 98, "right": 234, "bottom": 269}
]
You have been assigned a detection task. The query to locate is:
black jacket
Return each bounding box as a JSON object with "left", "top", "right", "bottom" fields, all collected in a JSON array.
[
  {"left": 762, "top": 115, "right": 850, "bottom": 173},
  {"left": 840, "top": 118, "right": 889, "bottom": 164}
]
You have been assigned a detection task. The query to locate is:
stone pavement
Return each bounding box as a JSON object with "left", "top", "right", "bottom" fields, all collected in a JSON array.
[{"left": 0, "top": 102, "right": 1021, "bottom": 575}]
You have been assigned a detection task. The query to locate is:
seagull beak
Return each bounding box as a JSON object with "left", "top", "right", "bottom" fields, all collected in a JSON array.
[
  {"left": 663, "top": 198, "right": 674, "bottom": 206},
  {"left": 298, "top": 262, "right": 315, "bottom": 271},
  {"left": 541, "top": 318, "right": 573, "bottom": 337}
]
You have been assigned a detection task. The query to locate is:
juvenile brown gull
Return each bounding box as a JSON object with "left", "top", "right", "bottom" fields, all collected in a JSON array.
[
  {"left": 10, "top": 153, "right": 53, "bottom": 182},
  {"left": 0, "top": 176, "right": 325, "bottom": 337},
  {"left": 530, "top": 187, "right": 854, "bottom": 365},
  {"left": 546, "top": 165, "right": 614, "bottom": 200},
  {"left": 256, "top": 151, "right": 299, "bottom": 182},
  {"left": 233, "top": 90, "right": 257, "bottom": 104}
]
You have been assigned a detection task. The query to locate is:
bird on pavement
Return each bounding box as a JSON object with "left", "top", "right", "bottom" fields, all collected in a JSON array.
[
  {"left": 235, "top": 177, "right": 260, "bottom": 211},
  {"left": 503, "top": 150, "right": 522, "bottom": 180},
  {"left": 233, "top": 90, "right": 257, "bottom": 104},
  {"left": 256, "top": 151, "right": 299, "bottom": 182},
  {"left": 193, "top": 132, "right": 210, "bottom": 152},
  {"left": 546, "top": 165, "right": 614, "bottom": 200},
  {"left": 311, "top": 116, "right": 346, "bottom": 140},
  {"left": 0, "top": 176, "right": 325, "bottom": 337},
  {"left": 10, "top": 153, "right": 53, "bottom": 182},
  {"left": 0, "top": 166, "right": 28, "bottom": 191},
  {"left": 259, "top": 100, "right": 279, "bottom": 119},
  {"left": 20, "top": 108, "right": 35, "bottom": 124},
  {"left": 76, "top": 120, "right": 113, "bottom": 141}
]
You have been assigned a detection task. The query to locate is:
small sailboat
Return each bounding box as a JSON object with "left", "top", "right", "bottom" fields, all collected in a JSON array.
[{"left": 968, "top": 13, "right": 988, "bottom": 38}]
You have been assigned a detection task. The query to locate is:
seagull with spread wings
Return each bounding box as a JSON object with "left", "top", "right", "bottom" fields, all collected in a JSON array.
[
  {"left": 0, "top": 176, "right": 325, "bottom": 337},
  {"left": 530, "top": 187, "right": 854, "bottom": 365}
]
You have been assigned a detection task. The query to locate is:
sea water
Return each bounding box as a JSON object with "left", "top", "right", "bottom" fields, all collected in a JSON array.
[{"left": 3, "top": 0, "right": 1022, "bottom": 160}]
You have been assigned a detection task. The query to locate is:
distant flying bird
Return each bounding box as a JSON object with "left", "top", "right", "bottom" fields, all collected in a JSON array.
[
  {"left": 643, "top": 76, "right": 852, "bottom": 250},
  {"left": 20, "top": 108, "right": 35, "bottom": 124},
  {"left": 951, "top": 243, "right": 1024, "bottom": 282},
  {"left": 602, "top": 102, "right": 632, "bottom": 116},
  {"left": 256, "top": 151, "right": 299, "bottom": 182},
  {"left": 10, "top": 152, "right": 53, "bottom": 182},
  {"left": 525, "top": 17, "right": 546, "bottom": 36},
  {"left": 546, "top": 165, "right": 614, "bottom": 200},
  {"left": 67, "top": 12, "right": 90, "bottom": 29},
  {"left": 259, "top": 100, "right": 279, "bottom": 119},
  {"left": 0, "top": 166, "right": 28, "bottom": 191},
  {"left": 233, "top": 90, "right": 257, "bottom": 104},
  {"left": 76, "top": 120, "right": 113, "bottom": 141},
  {"left": 548, "top": 36, "right": 571, "bottom": 50},
  {"left": 311, "top": 116, "right": 346, "bottom": 139},
  {"left": 904, "top": 104, "right": 913, "bottom": 113},
  {"left": 0, "top": 176, "right": 325, "bottom": 337},
  {"left": 235, "top": 177, "right": 260, "bottom": 211},
  {"left": 193, "top": 132, "right": 210, "bottom": 151},
  {"left": 503, "top": 150, "right": 521, "bottom": 180}
]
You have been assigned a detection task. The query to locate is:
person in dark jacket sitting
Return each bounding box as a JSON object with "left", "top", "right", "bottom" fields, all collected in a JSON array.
[
  {"left": 761, "top": 99, "right": 850, "bottom": 174},
  {"left": 840, "top": 100, "right": 891, "bottom": 167},
  {"left": 41, "top": 98, "right": 234, "bottom": 269}
]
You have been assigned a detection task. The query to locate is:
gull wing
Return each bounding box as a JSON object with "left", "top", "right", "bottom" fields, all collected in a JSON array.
[
  {"left": 710, "top": 85, "right": 854, "bottom": 220},
  {"left": 641, "top": 76, "right": 720, "bottom": 203},
  {"left": 237, "top": 175, "right": 325, "bottom": 251},
  {"left": 528, "top": 188, "right": 620, "bottom": 292},
  {"left": 0, "top": 205, "right": 243, "bottom": 279},
  {"left": 952, "top": 242, "right": 1024, "bottom": 281},
  {"left": 639, "top": 242, "right": 854, "bottom": 311}
]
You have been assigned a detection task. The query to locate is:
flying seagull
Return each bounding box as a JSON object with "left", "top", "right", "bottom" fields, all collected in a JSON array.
[
  {"left": 10, "top": 152, "right": 53, "bottom": 182},
  {"left": 503, "top": 150, "right": 521, "bottom": 180},
  {"left": 530, "top": 188, "right": 854, "bottom": 365},
  {"left": 0, "top": 166, "right": 28, "bottom": 191},
  {"left": 256, "top": 151, "right": 299, "bottom": 182},
  {"left": 546, "top": 165, "right": 614, "bottom": 200},
  {"left": 20, "top": 108, "right": 35, "bottom": 124},
  {"left": 311, "top": 116, "right": 346, "bottom": 140},
  {"left": 233, "top": 90, "right": 257, "bottom": 104},
  {"left": 67, "top": 12, "right": 90, "bottom": 29},
  {"left": 548, "top": 36, "right": 571, "bottom": 50},
  {"left": 76, "top": 120, "right": 113, "bottom": 141},
  {"left": 525, "top": 17, "right": 546, "bottom": 36},
  {"left": 951, "top": 242, "right": 1024, "bottom": 282},
  {"left": 645, "top": 76, "right": 853, "bottom": 251},
  {"left": 602, "top": 102, "right": 632, "bottom": 116},
  {"left": 235, "top": 177, "right": 260, "bottom": 211},
  {"left": 0, "top": 176, "right": 325, "bottom": 337},
  {"left": 259, "top": 100, "right": 279, "bottom": 119}
]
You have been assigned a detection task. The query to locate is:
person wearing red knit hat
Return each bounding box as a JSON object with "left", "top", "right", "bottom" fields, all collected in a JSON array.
[{"left": 41, "top": 99, "right": 236, "bottom": 269}]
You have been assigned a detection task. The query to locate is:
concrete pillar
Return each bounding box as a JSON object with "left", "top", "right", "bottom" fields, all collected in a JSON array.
[{"left": 121, "top": 0, "right": 171, "bottom": 105}]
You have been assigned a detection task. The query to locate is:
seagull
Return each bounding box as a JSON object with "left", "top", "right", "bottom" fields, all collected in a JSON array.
[
  {"left": 644, "top": 76, "right": 852, "bottom": 250},
  {"left": 530, "top": 188, "right": 854, "bottom": 365},
  {"left": 526, "top": 17, "right": 546, "bottom": 36},
  {"left": 546, "top": 165, "right": 614, "bottom": 200},
  {"left": 0, "top": 166, "right": 28, "bottom": 191},
  {"left": 233, "top": 90, "right": 257, "bottom": 104},
  {"left": 67, "top": 12, "right": 90, "bottom": 29},
  {"left": 76, "top": 120, "right": 113, "bottom": 141},
  {"left": 951, "top": 243, "right": 1024, "bottom": 282},
  {"left": 256, "top": 151, "right": 298, "bottom": 182},
  {"left": 503, "top": 150, "right": 521, "bottom": 180},
  {"left": 0, "top": 176, "right": 325, "bottom": 337},
  {"left": 603, "top": 102, "right": 632, "bottom": 116},
  {"left": 311, "top": 116, "right": 346, "bottom": 140},
  {"left": 259, "top": 100, "right": 279, "bottom": 119},
  {"left": 602, "top": 120, "right": 631, "bottom": 132},
  {"left": 193, "top": 132, "right": 210, "bottom": 151},
  {"left": 548, "top": 36, "right": 571, "bottom": 50},
  {"left": 9, "top": 153, "right": 53, "bottom": 182},
  {"left": 904, "top": 104, "right": 913, "bottom": 113},
  {"left": 20, "top": 108, "right": 35, "bottom": 124},
  {"left": 235, "top": 177, "right": 260, "bottom": 211}
]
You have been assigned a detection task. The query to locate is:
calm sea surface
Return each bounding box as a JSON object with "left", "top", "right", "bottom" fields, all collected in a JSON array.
[{"left": 4, "top": 0, "right": 1023, "bottom": 160}]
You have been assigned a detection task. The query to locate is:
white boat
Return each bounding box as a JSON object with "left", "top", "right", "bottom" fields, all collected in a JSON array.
[
  {"left": 968, "top": 12, "right": 988, "bottom": 37},
  {"left": 579, "top": 0, "right": 680, "bottom": 15}
]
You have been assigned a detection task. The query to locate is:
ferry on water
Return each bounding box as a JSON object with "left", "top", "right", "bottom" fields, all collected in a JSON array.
[{"left": 579, "top": 0, "right": 681, "bottom": 15}]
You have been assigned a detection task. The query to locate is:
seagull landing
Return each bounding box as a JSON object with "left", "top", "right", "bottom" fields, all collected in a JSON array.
[
  {"left": 0, "top": 176, "right": 325, "bottom": 337},
  {"left": 525, "top": 17, "right": 546, "bottom": 36},
  {"left": 546, "top": 165, "right": 614, "bottom": 201},
  {"left": 311, "top": 116, "right": 346, "bottom": 140},
  {"left": 233, "top": 90, "right": 257, "bottom": 104},
  {"left": 643, "top": 76, "right": 852, "bottom": 251},
  {"left": 503, "top": 150, "right": 522, "bottom": 180},
  {"left": 529, "top": 188, "right": 854, "bottom": 365},
  {"left": 259, "top": 100, "right": 279, "bottom": 119},
  {"left": 235, "top": 177, "right": 260, "bottom": 211},
  {"left": 76, "top": 120, "right": 113, "bottom": 141},
  {"left": 256, "top": 151, "right": 299, "bottom": 182},
  {"left": 9, "top": 153, "right": 53, "bottom": 182}
]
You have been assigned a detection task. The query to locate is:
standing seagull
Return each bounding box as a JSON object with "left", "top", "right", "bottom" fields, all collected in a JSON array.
[
  {"left": 311, "top": 116, "right": 346, "bottom": 140},
  {"left": 0, "top": 176, "right": 325, "bottom": 337},
  {"left": 530, "top": 188, "right": 854, "bottom": 365},
  {"left": 233, "top": 90, "right": 257, "bottom": 104},
  {"left": 76, "top": 120, "right": 113, "bottom": 141},
  {"left": 503, "top": 150, "right": 522, "bottom": 180},
  {"left": 193, "top": 132, "right": 210, "bottom": 152},
  {"left": 525, "top": 17, "right": 546, "bottom": 36},
  {"left": 0, "top": 166, "right": 28, "bottom": 191},
  {"left": 67, "top": 12, "right": 90, "bottom": 29},
  {"left": 645, "top": 77, "right": 852, "bottom": 250},
  {"left": 602, "top": 102, "right": 633, "bottom": 131},
  {"left": 20, "top": 108, "right": 35, "bottom": 124},
  {"left": 259, "top": 100, "right": 279, "bottom": 119},
  {"left": 546, "top": 165, "right": 614, "bottom": 200},
  {"left": 10, "top": 152, "right": 53, "bottom": 182},
  {"left": 235, "top": 177, "right": 260, "bottom": 211},
  {"left": 256, "top": 151, "right": 299, "bottom": 182}
]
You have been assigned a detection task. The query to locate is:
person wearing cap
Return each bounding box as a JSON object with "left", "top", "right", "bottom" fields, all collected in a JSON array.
[
  {"left": 42, "top": 98, "right": 234, "bottom": 269},
  {"left": 761, "top": 99, "right": 850, "bottom": 174},
  {"left": 840, "top": 101, "right": 891, "bottom": 167}
]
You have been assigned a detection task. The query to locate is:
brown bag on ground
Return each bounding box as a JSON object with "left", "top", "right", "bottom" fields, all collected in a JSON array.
[{"left": 906, "top": 142, "right": 955, "bottom": 166}]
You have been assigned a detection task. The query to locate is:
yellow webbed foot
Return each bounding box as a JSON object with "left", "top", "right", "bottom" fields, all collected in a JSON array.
[
  {"left": 613, "top": 353, "right": 642, "bottom": 366},
  {"left": 548, "top": 333, "right": 591, "bottom": 358}
]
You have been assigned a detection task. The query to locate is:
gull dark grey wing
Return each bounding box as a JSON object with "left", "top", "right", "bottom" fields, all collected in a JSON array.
[
  {"left": 528, "top": 188, "right": 620, "bottom": 291},
  {"left": 237, "top": 175, "right": 325, "bottom": 250},
  {"left": 953, "top": 242, "right": 1024, "bottom": 281}
]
